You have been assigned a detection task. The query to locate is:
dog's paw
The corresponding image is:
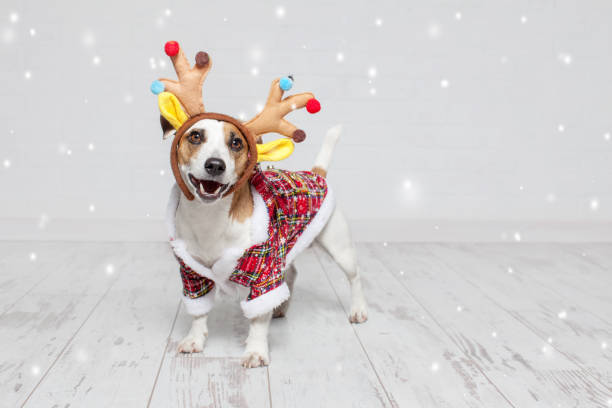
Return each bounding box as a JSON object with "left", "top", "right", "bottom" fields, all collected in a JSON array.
[
  {"left": 241, "top": 350, "right": 270, "bottom": 368},
  {"left": 349, "top": 304, "right": 368, "bottom": 324},
  {"left": 177, "top": 333, "right": 206, "bottom": 353}
]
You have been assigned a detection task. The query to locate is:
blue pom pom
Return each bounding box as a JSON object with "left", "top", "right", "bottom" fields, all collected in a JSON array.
[
  {"left": 150, "top": 80, "right": 165, "bottom": 95},
  {"left": 279, "top": 76, "right": 293, "bottom": 91}
]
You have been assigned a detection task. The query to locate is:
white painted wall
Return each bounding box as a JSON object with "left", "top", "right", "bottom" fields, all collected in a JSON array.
[{"left": 0, "top": 0, "right": 610, "bottom": 241}]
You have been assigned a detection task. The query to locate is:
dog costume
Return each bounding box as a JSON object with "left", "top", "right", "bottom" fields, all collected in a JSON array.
[{"left": 152, "top": 41, "right": 333, "bottom": 318}]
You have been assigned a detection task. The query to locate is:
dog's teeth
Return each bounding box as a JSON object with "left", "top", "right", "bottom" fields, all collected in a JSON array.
[
  {"left": 199, "top": 183, "right": 205, "bottom": 194},
  {"left": 214, "top": 184, "right": 222, "bottom": 194}
]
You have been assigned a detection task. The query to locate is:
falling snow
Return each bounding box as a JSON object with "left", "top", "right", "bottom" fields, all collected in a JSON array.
[
  {"left": 275, "top": 6, "right": 286, "bottom": 19},
  {"left": 558, "top": 53, "right": 573, "bottom": 65},
  {"left": 38, "top": 214, "right": 49, "bottom": 230},
  {"left": 428, "top": 23, "right": 442, "bottom": 39}
]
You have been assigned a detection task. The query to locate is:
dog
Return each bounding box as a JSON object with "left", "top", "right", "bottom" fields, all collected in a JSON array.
[{"left": 162, "top": 118, "right": 368, "bottom": 368}]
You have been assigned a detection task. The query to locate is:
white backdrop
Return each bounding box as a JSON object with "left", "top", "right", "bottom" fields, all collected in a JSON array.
[{"left": 1, "top": 0, "right": 611, "bottom": 241}]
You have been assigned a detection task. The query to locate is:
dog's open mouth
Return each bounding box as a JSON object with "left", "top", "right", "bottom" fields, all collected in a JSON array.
[{"left": 188, "top": 173, "right": 229, "bottom": 201}]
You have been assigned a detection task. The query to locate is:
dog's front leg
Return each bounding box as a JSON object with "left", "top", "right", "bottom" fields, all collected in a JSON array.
[
  {"left": 241, "top": 312, "right": 272, "bottom": 368},
  {"left": 177, "top": 314, "right": 208, "bottom": 353}
]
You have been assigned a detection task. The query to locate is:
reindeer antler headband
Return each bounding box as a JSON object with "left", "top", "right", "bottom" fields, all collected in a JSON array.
[{"left": 150, "top": 41, "right": 321, "bottom": 200}]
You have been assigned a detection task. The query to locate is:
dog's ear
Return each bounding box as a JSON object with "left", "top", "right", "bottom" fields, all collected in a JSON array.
[{"left": 160, "top": 115, "right": 175, "bottom": 140}]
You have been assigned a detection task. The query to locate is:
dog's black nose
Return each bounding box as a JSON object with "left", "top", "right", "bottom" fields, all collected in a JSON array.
[{"left": 204, "top": 158, "right": 226, "bottom": 176}]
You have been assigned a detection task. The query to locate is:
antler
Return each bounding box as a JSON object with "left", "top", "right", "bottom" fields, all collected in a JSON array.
[
  {"left": 244, "top": 78, "right": 318, "bottom": 143},
  {"left": 159, "top": 41, "right": 211, "bottom": 116}
]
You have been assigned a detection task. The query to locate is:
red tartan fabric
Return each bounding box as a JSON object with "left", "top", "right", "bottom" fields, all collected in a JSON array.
[
  {"left": 177, "top": 256, "right": 215, "bottom": 298},
  {"left": 176, "top": 166, "right": 328, "bottom": 302},
  {"left": 230, "top": 167, "right": 328, "bottom": 300}
]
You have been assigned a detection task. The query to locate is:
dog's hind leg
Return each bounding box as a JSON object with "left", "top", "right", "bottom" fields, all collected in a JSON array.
[
  {"left": 273, "top": 264, "right": 297, "bottom": 318},
  {"left": 316, "top": 207, "right": 368, "bottom": 323}
]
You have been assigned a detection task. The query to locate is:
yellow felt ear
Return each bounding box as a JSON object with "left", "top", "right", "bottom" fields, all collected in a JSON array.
[
  {"left": 158, "top": 92, "right": 189, "bottom": 129},
  {"left": 256, "top": 138, "right": 295, "bottom": 162}
]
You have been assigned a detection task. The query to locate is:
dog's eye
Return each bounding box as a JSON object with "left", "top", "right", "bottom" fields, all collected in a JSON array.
[
  {"left": 230, "top": 136, "right": 243, "bottom": 152},
  {"left": 187, "top": 130, "right": 203, "bottom": 145}
]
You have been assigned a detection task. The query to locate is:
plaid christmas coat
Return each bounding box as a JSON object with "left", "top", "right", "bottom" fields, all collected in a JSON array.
[{"left": 168, "top": 166, "right": 335, "bottom": 318}]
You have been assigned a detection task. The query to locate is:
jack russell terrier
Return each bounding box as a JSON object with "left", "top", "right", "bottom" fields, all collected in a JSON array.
[{"left": 152, "top": 41, "right": 368, "bottom": 368}]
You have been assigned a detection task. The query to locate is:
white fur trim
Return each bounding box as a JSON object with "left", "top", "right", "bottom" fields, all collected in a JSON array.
[
  {"left": 241, "top": 282, "right": 290, "bottom": 319},
  {"left": 182, "top": 291, "right": 215, "bottom": 316},
  {"left": 285, "top": 188, "right": 336, "bottom": 266}
]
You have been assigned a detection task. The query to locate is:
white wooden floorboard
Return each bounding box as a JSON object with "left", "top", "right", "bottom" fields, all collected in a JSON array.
[
  {"left": 485, "top": 244, "right": 612, "bottom": 322},
  {"left": 2, "top": 241, "right": 611, "bottom": 408},
  {"left": 570, "top": 244, "right": 612, "bottom": 274},
  {"left": 23, "top": 243, "right": 181, "bottom": 407},
  {"left": 267, "top": 248, "right": 390, "bottom": 408},
  {"left": 0, "top": 242, "right": 127, "bottom": 407},
  {"left": 443, "top": 243, "right": 612, "bottom": 391},
  {"left": 371, "top": 243, "right": 612, "bottom": 407},
  {"left": 467, "top": 243, "right": 612, "bottom": 333},
  {"left": 0, "top": 243, "right": 64, "bottom": 315},
  {"left": 148, "top": 287, "right": 271, "bottom": 407},
  {"left": 315, "top": 244, "right": 513, "bottom": 407}
]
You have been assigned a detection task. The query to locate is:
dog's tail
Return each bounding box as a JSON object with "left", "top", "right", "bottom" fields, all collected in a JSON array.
[{"left": 312, "top": 124, "right": 342, "bottom": 178}]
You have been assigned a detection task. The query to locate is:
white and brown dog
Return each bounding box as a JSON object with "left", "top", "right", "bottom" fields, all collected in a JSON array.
[
  {"left": 163, "top": 120, "right": 368, "bottom": 368},
  {"left": 153, "top": 42, "right": 367, "bottom": 368}
]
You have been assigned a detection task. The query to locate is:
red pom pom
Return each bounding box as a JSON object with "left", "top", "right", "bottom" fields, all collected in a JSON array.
[
  {"left": 306, "top": 98, "right": 321, "bottom": 114},
  {"left": 164, "top": 41, "right": 180, "bottom": 57}
]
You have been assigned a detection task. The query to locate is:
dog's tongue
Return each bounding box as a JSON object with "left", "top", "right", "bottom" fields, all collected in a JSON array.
[{"left": 202, "top": 180, "right": 221, "bottom": 194}]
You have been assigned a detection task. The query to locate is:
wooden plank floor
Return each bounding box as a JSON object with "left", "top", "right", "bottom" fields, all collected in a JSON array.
[{"left": 1, "top": 242, "right": 611, "bottom": 407}]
